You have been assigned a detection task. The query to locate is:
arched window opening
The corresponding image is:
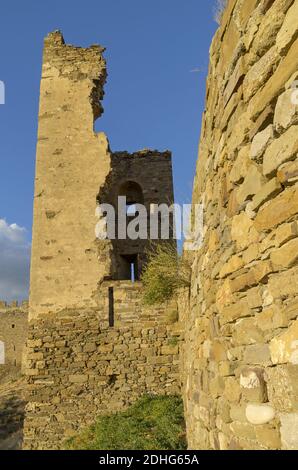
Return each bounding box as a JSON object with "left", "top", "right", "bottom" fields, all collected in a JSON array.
[{"left": 118, "top": 181, "right": 144, "bottom": 216}]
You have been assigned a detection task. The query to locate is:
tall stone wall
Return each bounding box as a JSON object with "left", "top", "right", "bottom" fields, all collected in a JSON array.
[
  {"left": 181, "top": 0, "right": 298, "bottom": 451},
  {"left": 23, "top": 283, "right": 182, "bottom": 450}
]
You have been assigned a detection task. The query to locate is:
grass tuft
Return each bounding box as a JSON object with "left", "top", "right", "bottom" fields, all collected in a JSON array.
[
  {"left": 65, "top": 395, "right": 187, "bottom": 450},
  {"left": 141, "top": 243, "right": 191, "bottom": 306}
]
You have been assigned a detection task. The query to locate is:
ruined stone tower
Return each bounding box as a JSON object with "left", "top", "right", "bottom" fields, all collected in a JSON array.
[{"left": 23, "top": 32, "right": 181, "bottom": 449}]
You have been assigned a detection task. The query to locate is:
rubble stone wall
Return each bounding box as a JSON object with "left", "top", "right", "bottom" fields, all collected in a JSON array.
[
  {"left": 181, "top": 0, "right": 298, "bottom": 451},
  {"left": 23, "top": 284, "right": 182, "bottom": 450}
]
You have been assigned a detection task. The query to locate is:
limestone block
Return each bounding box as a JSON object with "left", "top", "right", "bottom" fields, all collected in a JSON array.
[
  {"left": 229, "top": 146, "right": 250, "bottom": 186},
  {"left": 274, "top": 89, "right": 298, "bottom": 131},
  {"left": 230, "top": 421, "right": 256, "bottom": 440},
  {"left": 245, "top": 403, "right": 275, "bottom": 425},
  {"left": 219, "top": 255, "right": 244, "bottom": 279},
  {"left": 223, "top": 56, "right": 246, "bottom": 107},
  {"left": 236, "top": 165, "right": 264, "bottom": 205},
  {"left": 243, "top": 344, "right": 271, "bottom": 366},
  {"left": 231, "top": 212, "right": 259, "bottom": 250},
  {"left": 248, "top": 37, "right": 298, "bottom": 121},
  {"left": 249, "top": 105, "right": 274, "bottom": 140},
  {"left": 280, "top": 413, "right": 298, "bottom": 450},
  {"left": 270, "top": 237, "right": 298, "bottom": 268},
  {"left": 257, "top": 305, "right": 288, "bottom": 331},
  {"left": 224, "top": 377, "right": 241, "bottom": 403},
  {"left": 269, "top": 320, "right": 298, "bottom": 365},
  {"left": 250, "top": 125, "right": 274, "bottom": 161},
  {"left": 243, "top": 47, "right": 278, "bottom": 103},
  {"left": 276, "top": 1, "right": 298, "bottom": 54},
  {"left": 255, "top": 425, "right": 281, "bottom": 449},
  {"left": 221, "top": 301, "right": 251, "bottom": 325},
  {"left": 254, "top": 187, "right": 298, "bottom": 232},
  {"left": 68, "top": 375, "right": 88, "bottom": 383},
  {"left": 263, "top": 125, "right": 298, "bottom": 176},
  {"left": 265, "top": 364, "right": 298, "bottom": 412},
  {"left": 251, "top": 177, "right": 282, "bottom": 212},
  {"left": 247, "top": 287, "right": 263, "bottom": 309},
  {"left": 277, "top": 160, "right": 298, "bottom": 184},
  {"left": 267, "top": 266, "right": 298, "bottom": 299},
  {"left": 233, "top": 318, "right": 264, "bottom": 346},
  {"left": 242, "top": 244, "right": 259, "bottom": 265}
]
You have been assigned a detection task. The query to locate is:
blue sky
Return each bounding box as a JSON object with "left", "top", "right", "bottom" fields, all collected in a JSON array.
[{"left": 0, "top": 0, "right": 218, "bottom": 300}]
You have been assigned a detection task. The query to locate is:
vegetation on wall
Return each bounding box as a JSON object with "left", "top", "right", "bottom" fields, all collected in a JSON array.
[
  {"left": 65, "top": 395, "right": 187, "bottom": 450},
  {"left": 141, "top": 243, "right": 191, "bottom": 306}
]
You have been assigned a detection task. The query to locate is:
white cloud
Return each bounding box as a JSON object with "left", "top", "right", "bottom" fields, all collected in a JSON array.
[{"left": 0, "top": 219, "right": 31, "bottom": 302}]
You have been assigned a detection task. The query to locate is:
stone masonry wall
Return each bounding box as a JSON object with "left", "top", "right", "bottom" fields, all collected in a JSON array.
[
  {"left": 181, "top": 0, "right": 298, "bottom": 450},
  {"left": 0, "top": 301, "right": 28, "bottom": 371},
  {"left": 23, "top": 283, "right": 182, "bottom": 450}
]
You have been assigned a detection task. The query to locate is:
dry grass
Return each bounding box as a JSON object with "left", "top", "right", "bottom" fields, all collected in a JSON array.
[{"left": 141, "top": 242, "right": 191, "bottom": 306}]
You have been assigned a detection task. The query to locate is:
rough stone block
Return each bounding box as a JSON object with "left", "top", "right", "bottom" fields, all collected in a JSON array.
[
  {"left": 263, "top": 125, "right": 298, "bottom": 176},
  {"left": 269, "top": 320, "right": 298, "bottom": 365},
  {"left": 280, "top": 413, "right": 298, "bottom": 450}
]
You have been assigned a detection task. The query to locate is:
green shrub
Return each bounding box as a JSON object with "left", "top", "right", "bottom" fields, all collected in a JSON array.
[
  {"left": 65, "top": 395, "right": 187, "bottom": 450},
  {"left": 141, "top": 243, "right": 191, "bottom": 306}
]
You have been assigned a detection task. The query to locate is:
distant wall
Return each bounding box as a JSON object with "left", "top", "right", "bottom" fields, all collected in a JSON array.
[
  {"left": 23, "top": 283, "right": 183, "bottom": 450},
  {"left": 181, "top": 0, "right": 298, "bottom": 450},
  {"left": 0, "top": 301, "right": 28, "bottom": 370}
]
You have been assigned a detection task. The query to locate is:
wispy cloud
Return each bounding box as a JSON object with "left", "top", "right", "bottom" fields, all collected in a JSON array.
[{"left": 0, "top": 219, "right": 30, "bottom": 302}]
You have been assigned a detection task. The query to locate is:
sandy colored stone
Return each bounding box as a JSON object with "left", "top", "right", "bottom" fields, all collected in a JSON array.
[
  {"left": 231, "top": 212, "right": 259, "bottom": 250},
  {"left": 243, "top": 47, "right": 278, "bottom": 103},
  {"left": 254, "top": 187, "right": 298, "bottom": 232},
  {"left": 280, "top": 413, "right": 298, "bottom": 450},
  {"left": 251, "top": 177, "right": 282, "bottom": 212},
  {"left": 270, "top": 237, "right": 298, "bottom": 268},
  {"left": 270, "top": 320, "right": 298, "bottom": 365},
  {"left": 274, "top": 89, "right": 298, "bottom": 131},
  {"left": 276, "top": 1, "right": 298, "bottom": 54},
  {"left": 277, "top": 160, "right": 298, "bottom": 184},
  {"left": 236, "top": 165, "right": 264, "bottom": 205},
  {"left": 249, "top": 37, "right": 298, "bottom": 121},
  {"left": 263, "top": 125, "right": 298, "bottom": 176},
  {"left": 250, "top": 125, "right": 274, "bottom": 161}
]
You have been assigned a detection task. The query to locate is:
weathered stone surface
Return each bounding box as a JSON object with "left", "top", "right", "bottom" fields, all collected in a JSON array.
[
  {"left": 250, "top": 125, "right": 274, "bottom": 161},
  {"left": 243, "top": 344, "right": 271, "bottom": 366},
  {"left": 263, "top": 125, "right": 298, "bottom": 176},
  {"left": 280, "top": 413, "right": 298, "bottom": 450},
  {"left": 275, "top": 221, "right": 298, "bottom": 247},
  {"left": 269, "top": 320, "right": 298, "bottom": 365},
  {"left": 221, "top": 301, "right": 251, "bottom": 325},
  {"left": 236, "top": 165, "right": 264, "bottom": 205},
  {"left": 245, "top": 404, "right": 275, "bottom": 425},
  {"left": 274, "top": 89, "right": 298, "bottom": 131},
  {"left": 277, "top": 160, "right": 298, "bottom": 184},
  {"left": 251, "top": 178, "right": 282, "bottom": 212},
  {"left": 276, "top": 1, "right": 298, "bottom": 54},
  {"left": 231, "top": 213, "right": 259, "bottom": 250},
  {"left": 229, "top": 145, "right": 250, "bottom": 184},
  {"left": 270, "top": 238, "right": 298, "bottom": 268},
  {"left": 243, "top": 47, "right": 278, "bottom": 103},
  {"left": 254, "top": 187, "right": 298, "bottom": 232},
  {"left": 249, "top": 36, "right": 298, "bottom": 121}
]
